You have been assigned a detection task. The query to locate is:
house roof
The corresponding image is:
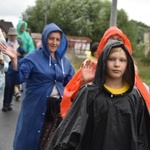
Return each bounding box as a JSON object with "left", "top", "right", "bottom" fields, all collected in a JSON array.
[
  {"left": 66, "top": 35, "right": 92, "bottom": 43},
  {"left": 0, "top": 19, "right": 14, "bottom": 33},
  {"left": 31, "top": 33, "right": 42, "bottom": 40}
]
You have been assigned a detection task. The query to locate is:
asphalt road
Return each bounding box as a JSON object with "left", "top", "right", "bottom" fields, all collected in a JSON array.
[{"left": 0, "top": 95, "right": 21, "bottom": 150}]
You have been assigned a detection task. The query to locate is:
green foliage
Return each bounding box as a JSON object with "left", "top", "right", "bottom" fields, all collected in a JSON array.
[
  {"left": 21, "top": 0, "right": 150, "bottom": 84},
  {"left": 21, "top": 1, "right": 149, "bottom": 43},
  {"left": 22, "top": 0, "right": 139, "bottom": 45},
  {"left": 21, "top": 0, "right": 107, "bottom": 41}
]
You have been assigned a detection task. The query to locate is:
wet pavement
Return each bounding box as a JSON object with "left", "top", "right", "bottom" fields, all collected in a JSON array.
[{"left": 0, "top": 95, "right": 21, "bottom": 150}]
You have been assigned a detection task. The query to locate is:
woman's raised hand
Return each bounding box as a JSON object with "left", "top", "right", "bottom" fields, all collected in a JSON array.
[{"left": 0, "top": 42, "right": 17, "bottom": 60}]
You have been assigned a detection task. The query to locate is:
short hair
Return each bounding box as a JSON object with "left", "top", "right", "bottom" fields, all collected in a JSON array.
[{"left": 90, "top": 42, "right": 99, "bottom": 56}]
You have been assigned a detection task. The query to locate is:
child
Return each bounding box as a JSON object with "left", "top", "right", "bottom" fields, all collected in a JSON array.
[
  {"left": 84, "top": 42, "right": 99, "bottom": 62},
  {"left": 48, "top": 40, "right": 150, "bottom": 150}
]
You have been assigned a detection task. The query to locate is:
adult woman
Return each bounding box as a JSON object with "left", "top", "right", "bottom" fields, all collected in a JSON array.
[{"left": 0, "top": 23, "right": 75, "bottom": 149}]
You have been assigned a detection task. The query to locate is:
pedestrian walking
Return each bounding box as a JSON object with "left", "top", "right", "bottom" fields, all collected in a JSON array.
[
  {"left": 2, "top": 27, "right": 25, "bottom": 111},
  {"left": 0, "top": 29, "right": 9, "bottom": 105},
  {"left": 0, "top": 23, "right": 75, "bottom": 150}
]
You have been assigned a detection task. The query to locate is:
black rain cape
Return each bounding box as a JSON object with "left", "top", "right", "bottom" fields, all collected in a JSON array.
[{"left": 47, "top": 40, "right": 150, "bottom": 150}]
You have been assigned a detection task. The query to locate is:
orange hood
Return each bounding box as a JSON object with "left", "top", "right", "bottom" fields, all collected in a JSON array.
[{"left": 97, "top": 26, "right": 132, "bottom": 56}]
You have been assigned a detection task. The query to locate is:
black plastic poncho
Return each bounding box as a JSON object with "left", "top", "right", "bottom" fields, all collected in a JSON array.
[{"left": 47, "top": 40, "right": 150, "bottom": 150}]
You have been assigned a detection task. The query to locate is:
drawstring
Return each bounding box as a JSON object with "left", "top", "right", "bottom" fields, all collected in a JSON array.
[
  {"left": 61, "top": 59, "right": 65, "bottom": 75},
  {"left": 49, "top": 56, "right": 51, "bottom": 66},
  {"left": 49, "top": 56, "right": 65, "bottom": 75}
]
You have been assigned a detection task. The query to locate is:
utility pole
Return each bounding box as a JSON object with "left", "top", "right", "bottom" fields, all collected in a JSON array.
[
  {"left": 45, "top": 0, "right": 49, "bottom": 26},
  {"left": 110, "top": 0, "right": 118, "bottom": 27}
]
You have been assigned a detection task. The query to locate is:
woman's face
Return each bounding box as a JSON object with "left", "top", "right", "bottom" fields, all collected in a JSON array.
[{"left": 47, "top": 32, "right": 61, "bottom": 53}]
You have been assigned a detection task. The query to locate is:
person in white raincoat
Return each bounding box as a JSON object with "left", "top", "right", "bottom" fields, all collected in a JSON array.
[{"left": 0, "top": 28, "right": 10, "bottom": 104}]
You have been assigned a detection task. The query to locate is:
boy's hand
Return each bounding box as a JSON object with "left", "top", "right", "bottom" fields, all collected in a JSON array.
[{"left": 81, "top": 59, "right": 96, "bottom": 84}]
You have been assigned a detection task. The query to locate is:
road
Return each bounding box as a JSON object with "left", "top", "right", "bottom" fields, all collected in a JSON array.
[{"left": 0, "top": 95, "right": 21, "bottom": 150}]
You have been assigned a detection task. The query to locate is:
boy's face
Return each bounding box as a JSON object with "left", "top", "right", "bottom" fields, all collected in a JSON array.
[{"left": 106, "top": 47, "right": 127, "bottom": 80}]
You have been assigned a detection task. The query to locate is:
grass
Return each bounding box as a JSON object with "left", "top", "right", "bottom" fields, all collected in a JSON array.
[
  {"left": 134, "top": 57, "right": 150, "bottom": 86},
  {"left": 66, "top": 48, "right": 85, "bottom": 72}
]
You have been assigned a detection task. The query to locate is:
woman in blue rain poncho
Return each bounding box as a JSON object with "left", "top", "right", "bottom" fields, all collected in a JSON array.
[{"left": 0, "top": 23, "right": 75, "bottom": 150}]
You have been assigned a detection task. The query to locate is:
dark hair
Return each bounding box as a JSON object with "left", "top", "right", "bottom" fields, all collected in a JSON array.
[
  {"left": 90, "top": 42, "right": 99, "bottom": 56},
  {"left": 51, "top": 30, "right": 62, "bottom": 39}
]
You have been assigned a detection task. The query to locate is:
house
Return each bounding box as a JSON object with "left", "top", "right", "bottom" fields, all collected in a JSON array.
[
  {"left": 143, "top": 32, "right": 150, "bottom": 57},
  {"left": 31, "top": 33, "right": 42, "bottom": 48},
  {"left": 66, "top": 35, "right": 92, "bottom": 51},
  {"left": 66, "top": 36, "right": 92, "bottom": 58},
  {"left": 0, "top": 19, "right": 14, "bottom": 37},
  {"left": 30, "top": 34, "right": 92, "bottom": 51}
]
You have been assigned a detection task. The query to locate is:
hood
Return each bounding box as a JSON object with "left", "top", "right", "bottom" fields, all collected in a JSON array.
[
  {"left": 17, "top": 20, "right": 27, "bottom": 34},
  {"left": 93, "top": 39, "right": 135, "bottom": 93},
  {"left": 41, "top": 23, "right": 68, "bottom": 59},
  {"left": 97, "top": 26, "right": 132, "bottom": 57}
]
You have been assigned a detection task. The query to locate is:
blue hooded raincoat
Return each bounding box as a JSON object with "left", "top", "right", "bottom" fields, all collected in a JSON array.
[{"left": 11, "top": 23, "right": 75, "bottom": 150}]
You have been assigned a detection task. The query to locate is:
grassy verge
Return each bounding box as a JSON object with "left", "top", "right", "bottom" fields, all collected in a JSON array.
[
  {"left": 134, "top": 57, "right": 150, "bottom": 86},
  {"left": 66, "top": 49, "right": 85, "bottom": 72}
]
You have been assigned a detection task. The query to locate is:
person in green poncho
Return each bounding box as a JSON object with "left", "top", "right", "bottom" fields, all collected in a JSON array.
[{"left": 16, "top": 20, "right": 35, "bottom": 54}]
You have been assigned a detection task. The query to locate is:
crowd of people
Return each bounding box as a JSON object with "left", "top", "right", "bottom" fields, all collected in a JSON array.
[
  {"left": 0, "top": 20, "right": 35, "bottom": 112},
  {"left": 0, "top": 21, "right": 150, "bottom": 150}
]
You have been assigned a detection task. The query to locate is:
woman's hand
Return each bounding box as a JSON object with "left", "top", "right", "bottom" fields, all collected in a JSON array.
[
  {"left": 0, "top": 42, "right": 18, "bottom": 70},
  {"left": 0, "top": 42, "right": 17, "bottom": 60}
]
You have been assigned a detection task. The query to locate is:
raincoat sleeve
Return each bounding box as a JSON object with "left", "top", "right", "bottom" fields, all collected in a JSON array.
[
  {"left": 48, "top": 86, "right": 90, "bottom": 150},
  {"left": 135, "top": 89, "right": 150, "bottom": 148},
  {"left": 138, "top": 104, "right": 150, "bottom": 148},
  {"left": 27, "top": 36, "right": 35, "bottom": 53},
  {"left": 60, "top": 69, "right": 83, "bottom": 118},
  {"left": 8, "top": 59, "right": 34, "bottom": 84}
]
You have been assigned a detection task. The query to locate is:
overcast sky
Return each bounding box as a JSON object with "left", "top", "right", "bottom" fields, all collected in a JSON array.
[{"left": 0, "top": 0, "right": 150, "bottom": 27}]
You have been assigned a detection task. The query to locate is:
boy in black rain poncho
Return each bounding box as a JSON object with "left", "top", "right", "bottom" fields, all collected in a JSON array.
[{"left": 48, "top": 40, "right": 150, "bottom": 150}]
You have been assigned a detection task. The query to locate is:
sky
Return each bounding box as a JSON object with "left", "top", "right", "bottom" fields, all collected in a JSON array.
[{"left": 0, "top": 0, "right": 150, "bottom": 27}]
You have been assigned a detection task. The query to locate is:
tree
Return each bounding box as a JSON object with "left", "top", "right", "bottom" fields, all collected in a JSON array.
[{"left": 22, "top": 0, "right": 137, "bottom": 45}]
